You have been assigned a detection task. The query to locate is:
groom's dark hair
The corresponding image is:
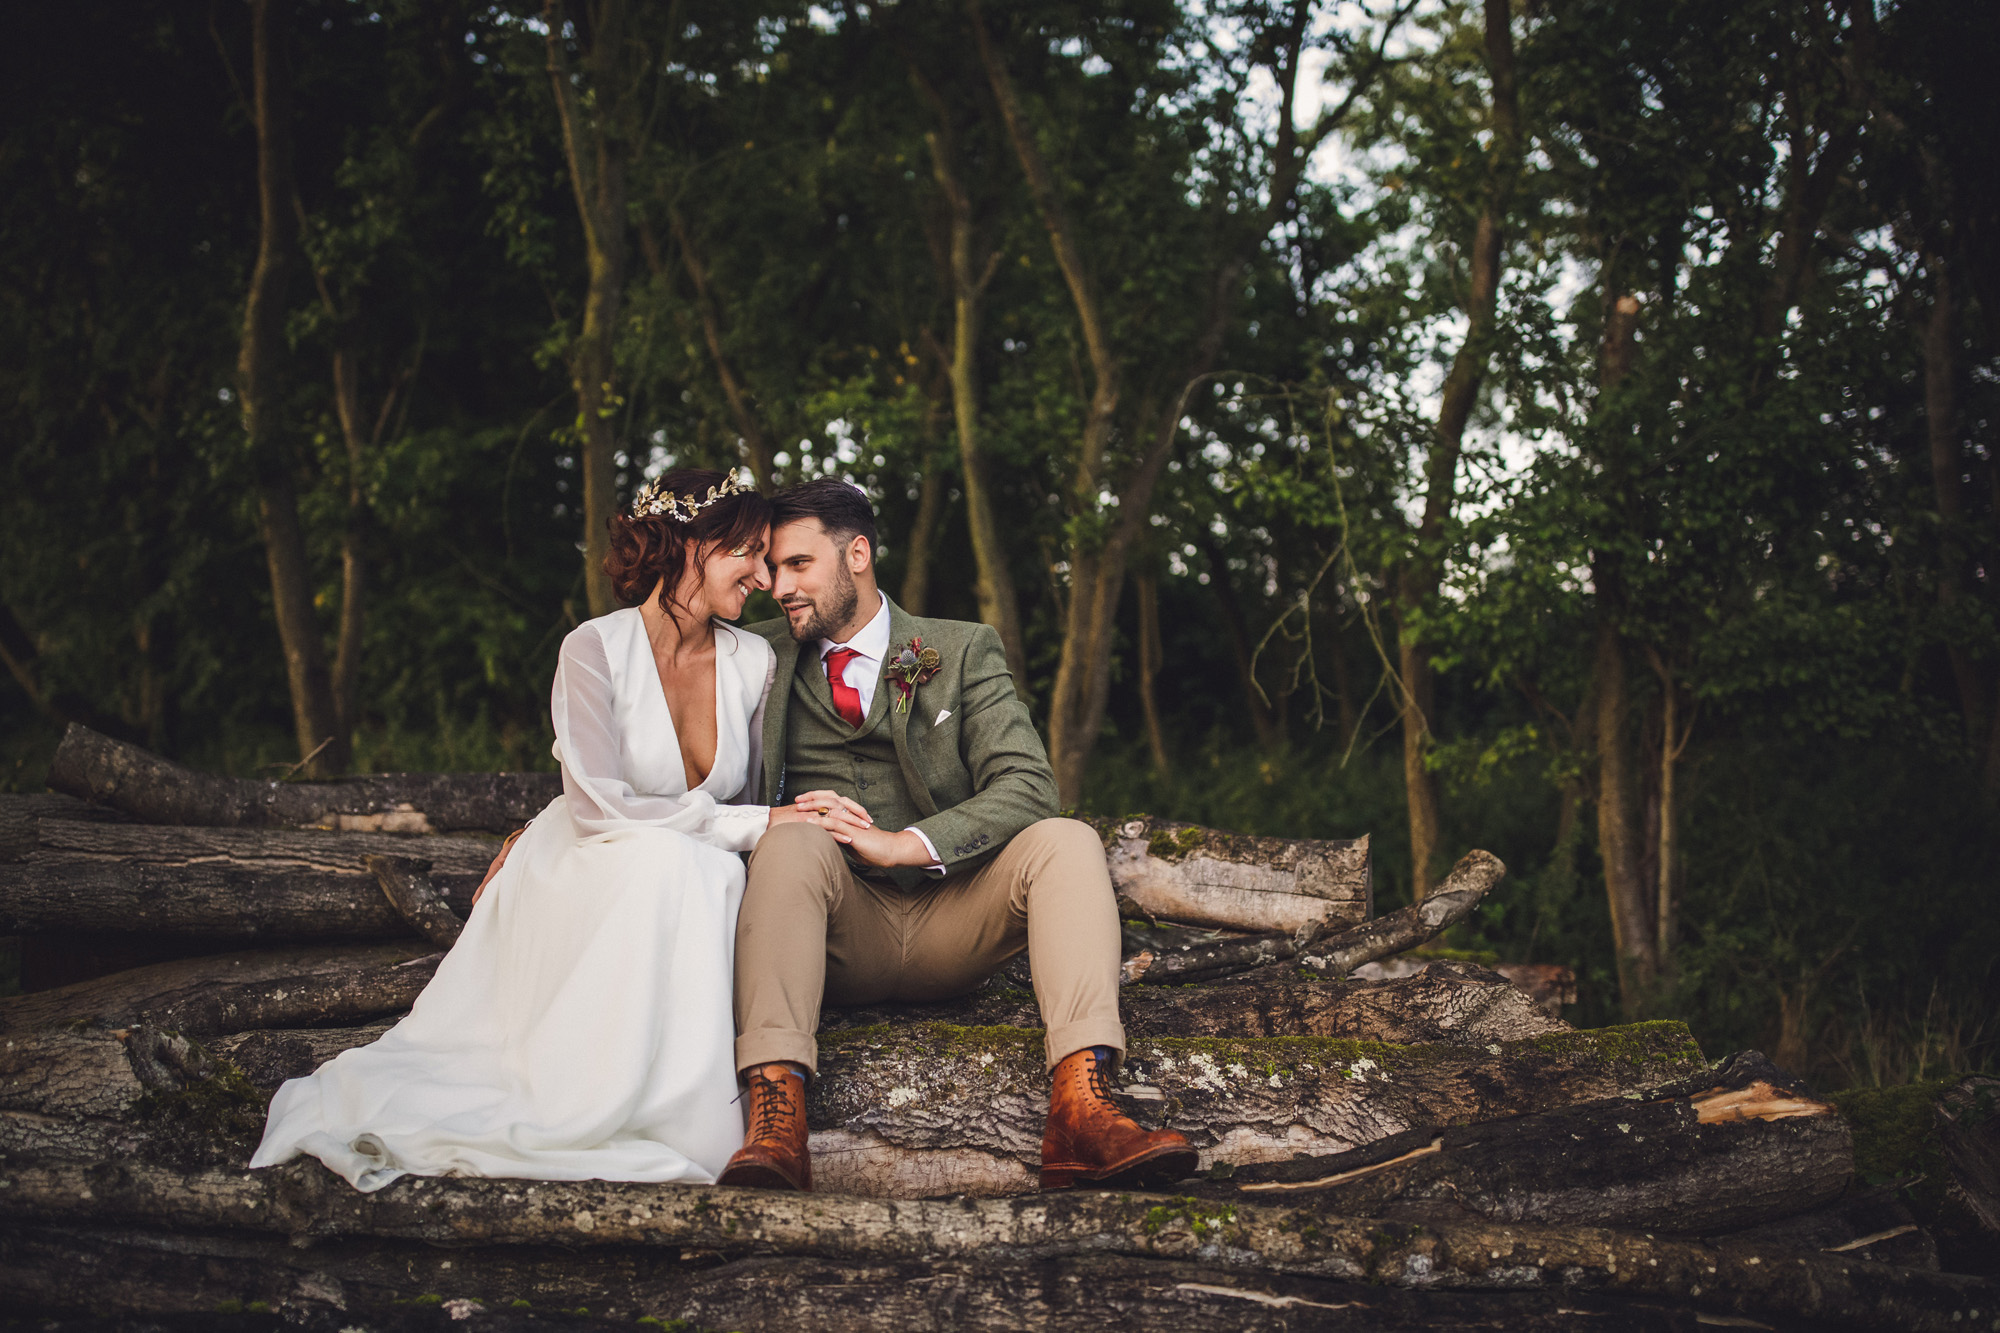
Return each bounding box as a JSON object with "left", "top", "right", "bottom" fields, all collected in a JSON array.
[{"left": 772, "top": 478, "right": 879, "bottom": 567}]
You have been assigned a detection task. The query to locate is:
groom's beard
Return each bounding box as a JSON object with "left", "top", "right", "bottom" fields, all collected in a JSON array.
[{"left": 781, "top": 564, "right": 860, "bottom": 643}]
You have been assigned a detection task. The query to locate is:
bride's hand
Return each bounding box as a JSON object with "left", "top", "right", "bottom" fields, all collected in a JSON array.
[
  {"left": 770, "top": 789, "right": 872, "bottom": 828},
  {"left": 471, "top": 827, "right": 526, "bottom": 909}
]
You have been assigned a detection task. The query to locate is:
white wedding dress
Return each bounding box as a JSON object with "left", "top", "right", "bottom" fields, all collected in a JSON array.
[{"left": 250, "top": 609, "right": 775, "bottom": 1192}]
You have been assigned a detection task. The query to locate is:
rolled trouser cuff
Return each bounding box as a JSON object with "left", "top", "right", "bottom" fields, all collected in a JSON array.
[
  {"left": 1044, "top": 1018, "right": 1126, "bottom": 1073},
  {"left": 736, "top": 1029, "right": 821, "bottom": 1078}
]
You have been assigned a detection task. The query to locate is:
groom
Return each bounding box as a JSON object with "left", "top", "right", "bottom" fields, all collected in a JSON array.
[{"left": 718, "top": 478, "right": 1194, "bottom": 1193}]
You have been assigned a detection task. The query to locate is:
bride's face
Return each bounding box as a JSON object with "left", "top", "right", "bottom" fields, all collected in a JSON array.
[{"left": 690, "top": 527, "right": 771, "bottom": 621}]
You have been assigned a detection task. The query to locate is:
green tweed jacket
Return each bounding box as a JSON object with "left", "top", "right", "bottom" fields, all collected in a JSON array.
[{"left": 745, "top": 596, "right": 1058, "bottom": 873}]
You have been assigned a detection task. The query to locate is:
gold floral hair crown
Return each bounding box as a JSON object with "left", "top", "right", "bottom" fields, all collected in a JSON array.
[{"left": 630, "top": 473, "right": 754, "bottom": 522}]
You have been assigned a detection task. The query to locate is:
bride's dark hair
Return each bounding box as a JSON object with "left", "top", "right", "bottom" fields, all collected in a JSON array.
[{"left": 604, "top": 468, "right": 772, "bottom": 626}]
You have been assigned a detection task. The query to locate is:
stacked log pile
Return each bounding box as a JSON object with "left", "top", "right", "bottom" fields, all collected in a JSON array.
[{"left": 0, "top": 724, "right": 1993, "bottom": 1330}]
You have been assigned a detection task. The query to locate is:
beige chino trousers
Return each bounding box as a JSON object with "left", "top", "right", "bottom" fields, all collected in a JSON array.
[{"left": 733, "top": 817, "right": 1126, "bottom": 1074}]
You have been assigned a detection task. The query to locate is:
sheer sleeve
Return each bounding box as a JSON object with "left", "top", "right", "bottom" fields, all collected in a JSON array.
[
  {"left": 732, "top": 639, "right": 778, "bottom": 808},
  {"left": 548, "top": 624, "right": 771, "bottom": 853}
]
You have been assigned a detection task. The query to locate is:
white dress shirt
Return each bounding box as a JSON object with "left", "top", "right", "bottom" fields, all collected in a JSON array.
[
  {"left": 816, "top": 593, "right": 944, "bottom": 870},
  {"left": 816, "top": 593, "right": 893, "bottom": 715}
]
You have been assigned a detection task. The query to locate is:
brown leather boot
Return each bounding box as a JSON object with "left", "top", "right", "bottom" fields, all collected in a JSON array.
[
  {"left": 717, "top": 1064, "right": 812, "bottom": 1192},
  {"left": 1040, "top": 1047, "right": 1197, "bottom": 1191}
]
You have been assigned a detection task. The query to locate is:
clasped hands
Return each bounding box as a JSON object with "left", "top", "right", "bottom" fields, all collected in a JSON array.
[
  {"left": 476, "top": 788, "right": 930, "bottom": 910},
  {"left": 768, "top": 789, "right": 932, "bottom": 868}
]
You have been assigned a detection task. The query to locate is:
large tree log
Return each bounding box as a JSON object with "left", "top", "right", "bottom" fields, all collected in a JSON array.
[
  {"left": 0, "top": 815, "right": 490, "bottom": 940},
  {"left": 1939, "top": 1075, "right": 2000, "bottom": 1276},
  {"left": 46, "top": 723, "right": 560, "bottom": 834},
  {"left": 824, "top": 960, "right": 1568, "bottom": 1046},
  {"left": 1, "top": 1157, "right": 1990, "bottom": 1331},
  {"left": 0, "top": 1226, "right": 1748, "bottom": 1330},
  {"left": 1082, "top": 815, "right": 1371, "bottom": 934},
  {"left": 1213, "top": 1052, "right": 1852, "bottom": 1235},
  {"left": 803, "top": 1019, "right": 1704, "bottom": 1197},
  {"left": 0, "top": 1011, "right": 1702, "bottom": 1200},
  {"left": 1121, "top": 850, "right": 1504, "bottom": 986},
  {"left": 0, "top": 943, "right": 440, "bottom": 1037}
]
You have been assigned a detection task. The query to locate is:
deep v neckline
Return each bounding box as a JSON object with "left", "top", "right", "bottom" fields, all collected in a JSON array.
[{"left": 645, "top": 618, "right": 728, "bottom": 793}]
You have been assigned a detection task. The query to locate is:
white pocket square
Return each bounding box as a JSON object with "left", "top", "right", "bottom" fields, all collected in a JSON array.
[{"left": 934, "top": 708, "right": 952, "bottom": 725}]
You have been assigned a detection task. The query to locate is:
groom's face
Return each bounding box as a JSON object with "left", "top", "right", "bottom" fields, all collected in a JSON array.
[{"left": 769, "top": 518, "right": 866, "bottom": 643}]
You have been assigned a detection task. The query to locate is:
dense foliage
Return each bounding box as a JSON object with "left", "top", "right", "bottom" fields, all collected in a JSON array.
[{"left": 2, "top": 0, "right": 1994, "bottom": 1087}]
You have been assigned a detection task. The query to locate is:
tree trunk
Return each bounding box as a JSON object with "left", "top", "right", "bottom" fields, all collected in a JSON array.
[
  {"left": 45, "top": 723, "right": 559, "bottom": 831},
  {"left": 238, "top": 0, "right": 343, "bottom": 776},
  {"left": 912, "top": 60, "right": 1027, "bottom": 688},
  {"left": 1925, "top": 255, "right": 1985, "bottom": 744},
  {"left": 545, "top": 0, "right": 636, "bottom": 618},
  {"left": 1594, "top": 620, "right": 1657, "bottom": 1014},
  {"left": 1134, "top": 569, "right": 1171, "bottom": 774},
  {"left": 328, "top": 347, "right": 368, "bottom": 739},
  {"left": 1393, "top": 0, "right": 1519, "bottom": 900},
  {"left": 973, "top": 6, "right": 1134, "bottom": 793},
  {"left": 1397, "top": 626, "right": 1446, "bottom": 899},
  {"left": 898, "top": 409, "right": 948, "bottom": 615}
]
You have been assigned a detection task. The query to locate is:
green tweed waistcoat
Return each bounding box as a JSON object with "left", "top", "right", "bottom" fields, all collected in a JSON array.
[
  {"left": 747, "top": 595, "right": 1058, "bottom": 883},
  {"left": 781, "top": 651, "right": 930, "bottom": 851}
]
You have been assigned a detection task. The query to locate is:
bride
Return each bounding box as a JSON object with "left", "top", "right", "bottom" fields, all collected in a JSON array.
[{"left": 251, "top": 468, "right": 846, "bottom": 1191}]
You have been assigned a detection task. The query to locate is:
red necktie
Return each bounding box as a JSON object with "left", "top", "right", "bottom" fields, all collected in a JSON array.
[{"left": 824, "top": 647, "right": 865, "bottom": 728}]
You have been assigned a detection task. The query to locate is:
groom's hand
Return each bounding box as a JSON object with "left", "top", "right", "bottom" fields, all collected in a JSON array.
[{"left": 814, "top": 806, "right": 932, "bottom": 868}]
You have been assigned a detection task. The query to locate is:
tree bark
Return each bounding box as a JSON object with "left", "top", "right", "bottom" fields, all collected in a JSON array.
[
  {"left": 1394, "top": 0, "right": 1519, "bottom": 900},
  {"left": 912, "top": 60, "right": 1027, "bottom": 687},
  {"left": 45, "top": 723, "right": 559, "bottom": 832},
  {"left": 238, "top": 0, "right": 344, "bottom": 775},
  {"left": 545, "top": 0, "right": 638, "bottom": 617}
]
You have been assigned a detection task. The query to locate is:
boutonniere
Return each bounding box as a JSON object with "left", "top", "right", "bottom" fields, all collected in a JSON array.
[{"left": 886, "top": 636, "right": 942, "bottom": 713}]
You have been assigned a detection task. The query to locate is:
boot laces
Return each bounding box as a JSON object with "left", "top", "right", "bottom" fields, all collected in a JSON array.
[
  {"left": 746, "top": 1069, "right": 800, "bottom": 1140},
  {"left": 1081, "top": 1053, "right": 1121, "bottom": 1110}
]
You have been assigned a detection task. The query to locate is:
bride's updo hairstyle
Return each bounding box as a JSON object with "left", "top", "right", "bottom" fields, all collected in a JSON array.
[{"left": 604, "top": 468, "right": 772, "bottom": 626}]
